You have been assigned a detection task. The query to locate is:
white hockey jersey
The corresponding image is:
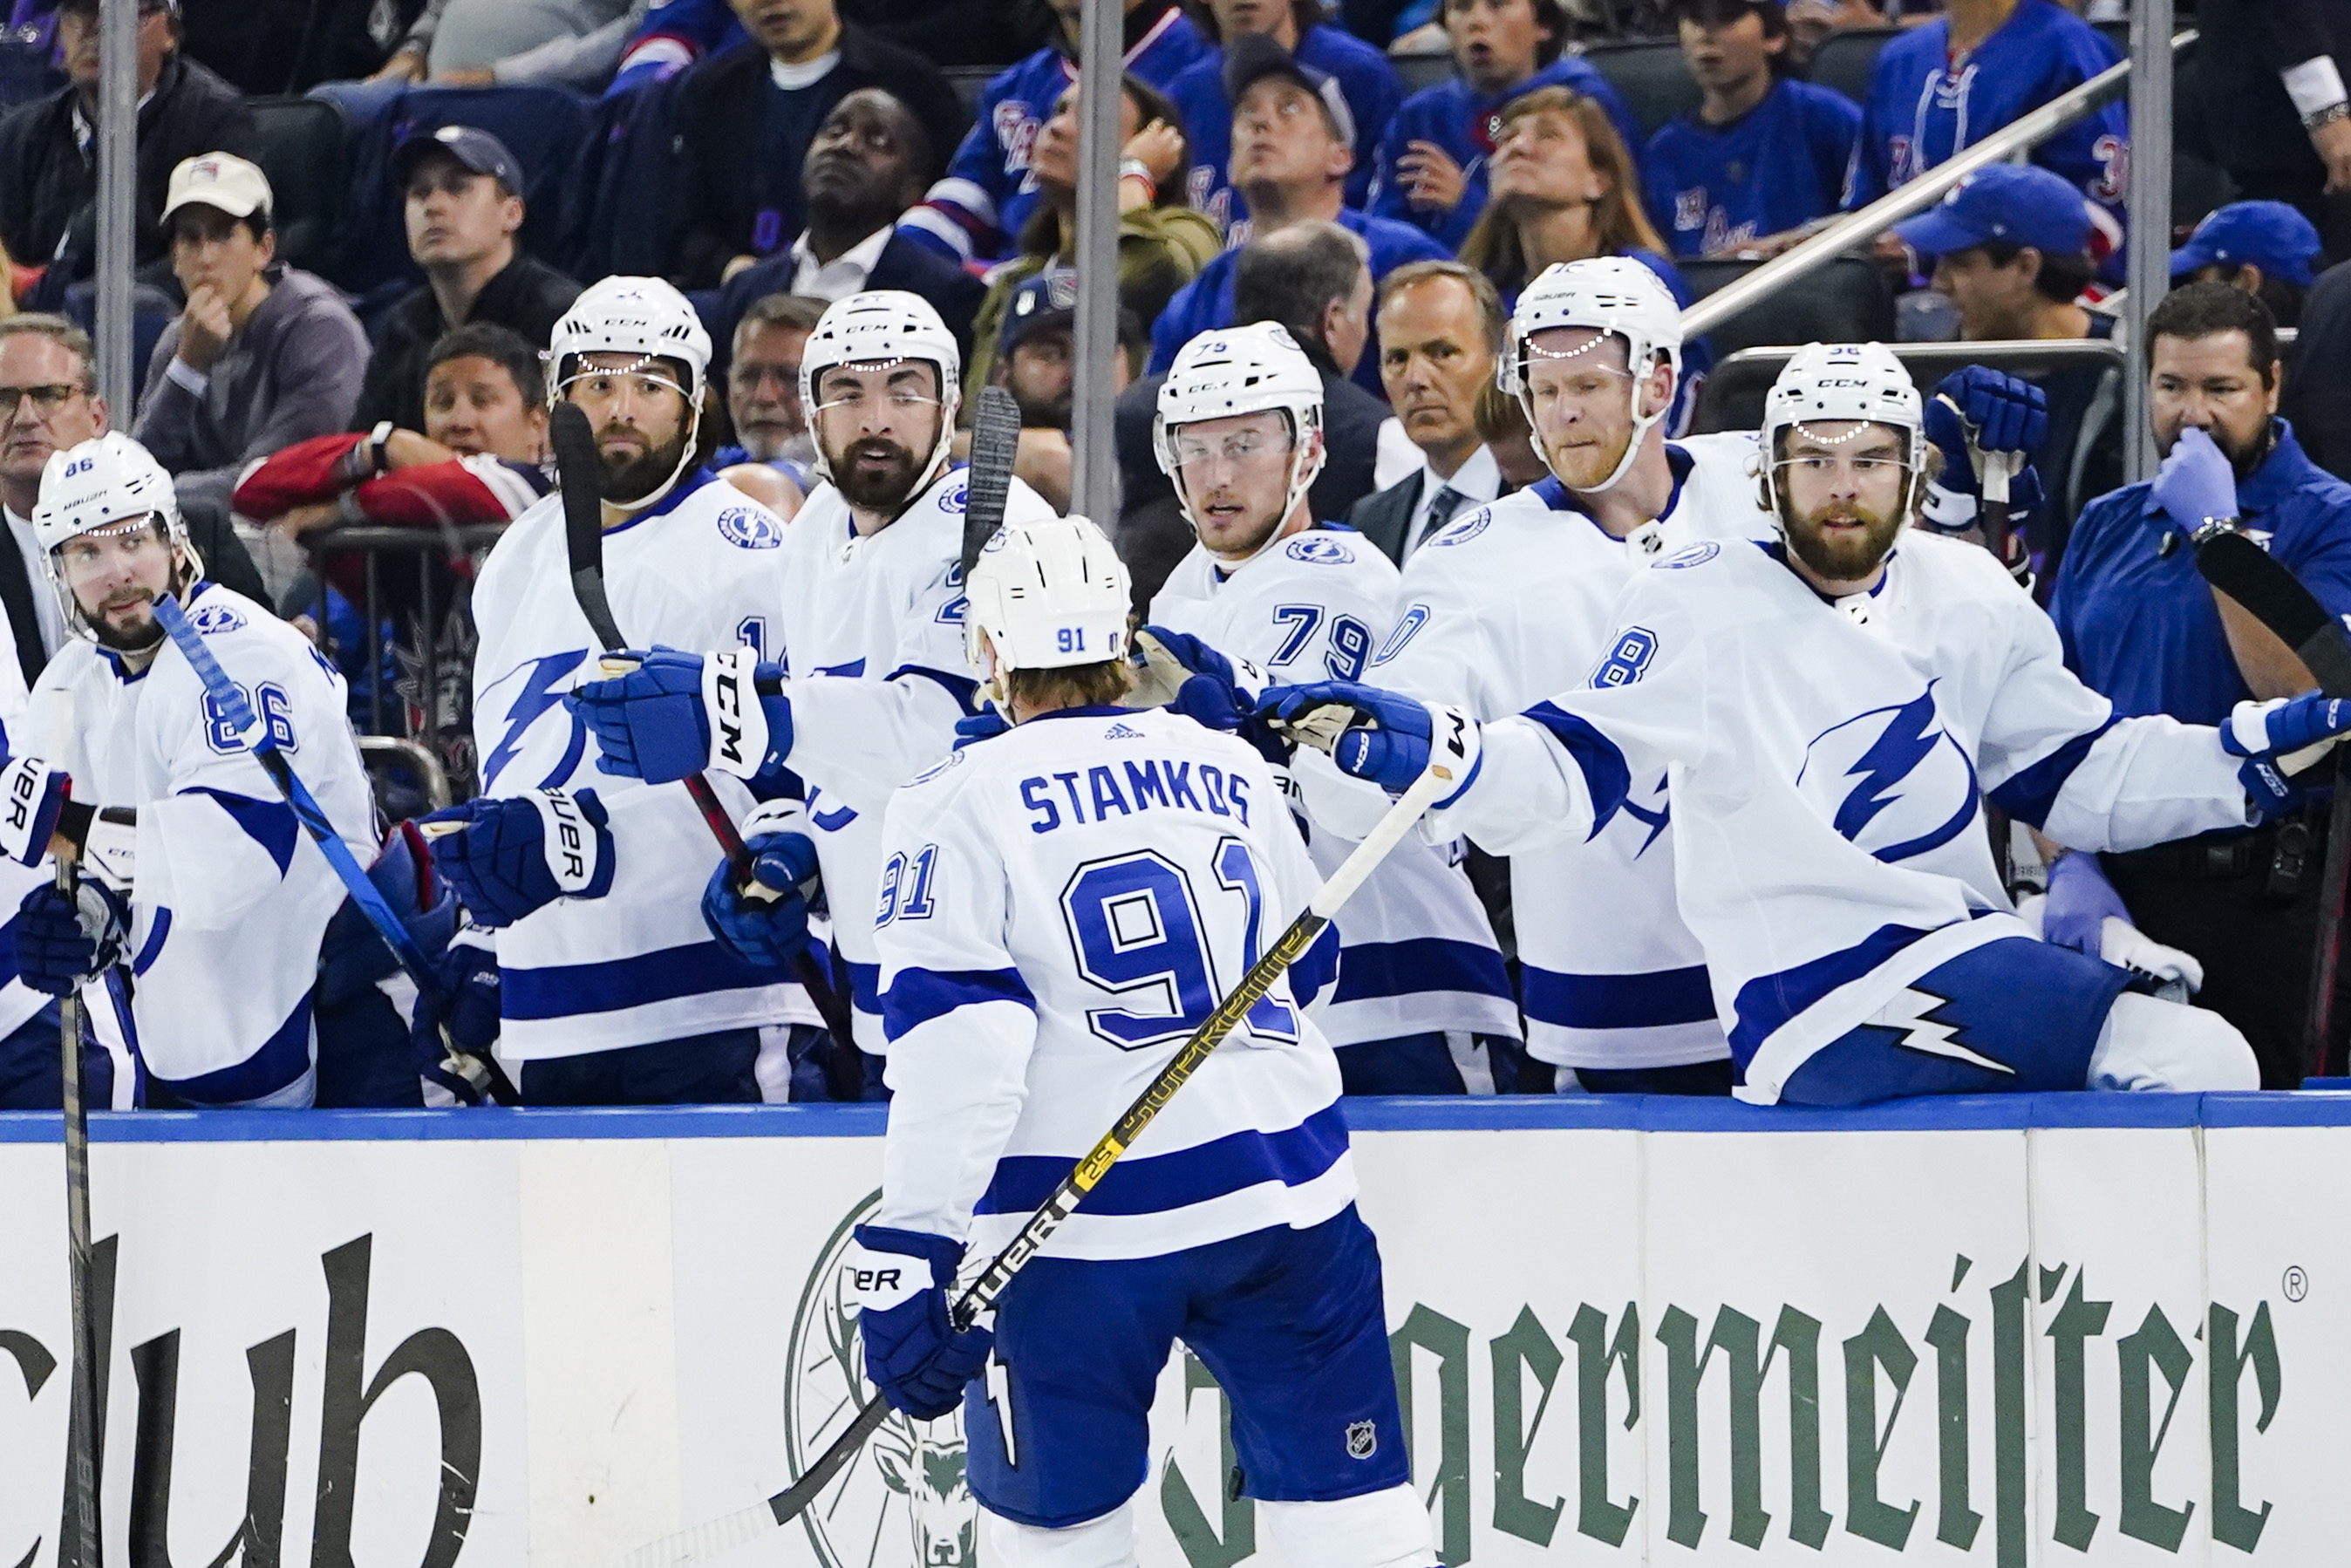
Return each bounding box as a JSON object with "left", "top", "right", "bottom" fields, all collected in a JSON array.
[
  {"left": 871, "top": 704, "right": 1348, "bottom": 1262},
  {"left": 469, "top": 471, "right": 801, "bottom": 1060},
  {"left": 29, "top": 583, "right": 371, "bottom": 1104},
  {"left": 1434, "top": 532, "right": 2256, "bottom": 1103},
  {"left": 773, "top": 465, "right": 1057, "bottom": 1046},
  {"left": 1148, "top": 527, "right": 1520, "bottom": 1047},
  {"left": 1328, "top": 436, "right": 1769, "bottom": 1069}
]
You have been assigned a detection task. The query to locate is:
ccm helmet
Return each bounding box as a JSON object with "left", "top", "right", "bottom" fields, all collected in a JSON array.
[
  {"left": 1502, "top": 258, "right": 1684, "bottom": 494},
  {"left": 964, "top": 514, "right": 1132, "bottom": 712},
  {"left": 1154, "top": 322, "right": 1326, "bottom": 560},
  {"left": 547, "top": 276, "right": 714, "bottom": 513},
  {"left": 801, "top": 290, "right": 964, "bottom": 494},
  {"left": 1759, "top": 341, "right": 1924, "bottom": 527}
]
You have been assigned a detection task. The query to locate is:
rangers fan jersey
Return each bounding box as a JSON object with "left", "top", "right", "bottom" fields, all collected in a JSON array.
[
  {"left": 773, "top": 465, "right": 1059, "bottom": 1046},
  {"left": 1434, "top": 531, "right": 2255, "bottom": 1103},
  {"left": 870, "top": 704, "right": 1346, "bottom": 1261},
  {"left": 31, "top": 583, "right": 372, "bottom": 1103},
  {"left": 1643, "top": 78, "right": 1863, "bottom": 258},
  {"left": 1165, "top": 24, "right": 1402, "bottom": 235},
  {"left": 1148, "top": 526, "right": 1519, "bottom": 1049},
  {"left": 469, "top": 470, "right": 801, "bottom": 1060}
]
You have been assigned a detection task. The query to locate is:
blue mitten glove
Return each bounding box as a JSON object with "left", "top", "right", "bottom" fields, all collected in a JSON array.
[
  {"left": 14, "top": 878, "right": 127, "bottom": 995},
  {"left": 848, "top": 1225, "right": 994, "bottom": 1421},
  {"left": 1258, "top": 681, "right": 1482, "bottom": 801},
  {"left": 2042, "top": 852, "right": 2129, "bottom": 955},
  {"left": 421, "top": 788, "right": 615, "bottom": 929},
  {"left": 0, "top": 753, "right": 69, "bottom": 868},
  {"left": 702, "top": 829, "right": 820, "bottom": 970},
  {"left": 569, "top": 648, "right": 792, "bottom": 783},
  {"left": 409, "top": 937, "right": 502, "bottom": 1096},
  {"left": 2221, "top": 692, "right": 2351, "bottom": 817},
  {"left": 2149, "top": 426, "right": 2239, "bottom": 531}
]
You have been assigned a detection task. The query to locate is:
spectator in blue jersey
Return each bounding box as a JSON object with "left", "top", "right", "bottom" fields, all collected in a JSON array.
[
  {"left": 1642, "top": 0, "right": 1859, "bottom": 259},
  {"left": 900, "top": 0, "right": 1209, "bottom": 266},
  {"left": 2171, "top": 201, "right": 2326, "bottom": 331},
  {"left": 664, "top": 0, "right": 964, "bottom": 290},
  {"left": 1366, "top": 0, "right": 1639, "bottom": 253},
  {"left": 1165, "top": 0, "right": 1401, "bottom": 235},
  {"left": 1148, "top": 37, "right": 1448, "bottom": 401},
  {"left": 1846, "top": 0, "right": 2127, "bottom": 266},
  {"left": 2046, "top": 283, "right": 2351, "bottom": 1089}
]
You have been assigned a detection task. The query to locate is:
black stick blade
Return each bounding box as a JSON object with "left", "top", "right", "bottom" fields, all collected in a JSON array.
[
  {"left": 553, "top": 400, "right": 625, "bottom": 652},
  {"left": 961, "top": 385, "right": 1022, "bottom": 579},
  {"left": 2196, "top": 528, "right": 2351, "bottom": 698}
]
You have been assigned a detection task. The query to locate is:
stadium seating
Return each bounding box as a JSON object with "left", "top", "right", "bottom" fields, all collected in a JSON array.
[
  {"left": 1583, "top": 38, "right": 1702, "bottom": 140},
  {"left": 949, "top": 66, "right": 994, "bottom": 123},
  {"left": 0, "top": 27, "right": 58, "bottom": 111},
  {"left": 1393, "top": 51, "right": 1454, "bottom": 98},
  {"left": 248, "top": 96, "right": 350, "bottom": 280},
  {"left": 1680, "top": 255, "right": 1895, "bottom": 362},
  {"left": 1805, "top": 26, "right": 1897, "bottom": 108}
]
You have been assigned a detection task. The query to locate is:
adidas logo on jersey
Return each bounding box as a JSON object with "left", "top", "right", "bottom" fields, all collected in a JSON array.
[{"left": 1102, "top": 721, "right": 1145, "bottom": 740}]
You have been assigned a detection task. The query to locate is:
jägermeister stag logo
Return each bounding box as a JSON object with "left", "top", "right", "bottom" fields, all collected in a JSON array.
[{"left": 785, "top": 1190, "right": 980, "bottom": 1568}]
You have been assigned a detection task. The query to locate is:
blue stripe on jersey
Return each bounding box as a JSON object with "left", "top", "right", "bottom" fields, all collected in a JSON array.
[
  {"left": 1292, "top": 921, "right": 1340, "bottom": 1008},
  {"left": 1726, "top": 921, "right": 1937, "bottom": 1066},
  {"left": 882, "top": 965, "right": 1038, "bottom": 1037},
  {"left": 843, "top": 957, "right": 882, "bottom": 1015},
  {"left": 153, "top": 987, "right": 312, "bottom": 1106},
  {"left": 188, "top": 787, "right": 298, "bottom": 875},
  {"left": 503, "top": 938, "right": 786, "bottom": 1020},
  {"left": 132, "top": 907, "right": 173, "bottom": 976},
  {"left": 887, "top": 663, "right": 983, "bottom": 716},
  {"left": 1523, "top": 963, "right": 1717, "bottom": 1028},
  {"left": 1986, "top": 715, "right": 2121, "bottom": 828},
  {"left": 1332, "top": 937, "right": 1513, "bottom": 1006},
  {"left": 975, "top": 1100, "right": 1348, "bottom": 1218},
  {"left": 1522, "top": 703, "right": 1633, "bottom": 835}
]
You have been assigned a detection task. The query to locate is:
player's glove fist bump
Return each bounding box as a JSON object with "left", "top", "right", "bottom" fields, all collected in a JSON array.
[
  {"left": 1259, "top": 682, "right": 1482, "bottom": 804},
  {"left": 421, "top": 788, "right": 615, "bottom": 929},
  {"left": 1129, "top": 628, "right": 1290, "bottom": 766},
  {"left": 848, "top": 1225, "right": 994, "bottom": 1421},
  {"left": 569, "top": 647, "right": 791, "bottom": 784},
  {"left": 14, "top": 878, "right": 127, "bottom": 994}
]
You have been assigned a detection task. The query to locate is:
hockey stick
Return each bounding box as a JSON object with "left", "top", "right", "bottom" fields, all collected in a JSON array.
[
  {"left": 548, "top": 402, "right": 862, "bottom": 1063},
  {"left": 2193, "top": 527, "right": 2351, "bottom": 1078},
  {"left": 960, "top": 385, "right": 1020, "bottom": 579},
  {"left": 149, "top": 596, "right": 520, "bottom": 1106},
  {"left": 46, "top": 685, "right": 103, "bottom": 1568},
  {"left": 610, "top": 741, "right": 1472, "bottom": 1567}
]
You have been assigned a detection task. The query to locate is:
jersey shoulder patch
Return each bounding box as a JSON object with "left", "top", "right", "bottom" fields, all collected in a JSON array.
[
  {"left": 1285, "top": 534, "right": 1355, "bottom": 565},
  {"left": 1427, "top": 508, "right": 1493, "bottom": 549},
  {"left": 190, "top": 600, "right": 247, "bottom": 635},
  {"left": 713, "top": 503, "right": 784, "bottom": 549},
  {"left": 904, "top": 748, "right": 969, "bottom": 788},
  {"left": 938, "top": 475, "right": 970, "bottom": 515},
  {"left": 1655, "top": 541, "right": 1719, "bottom": 569}
]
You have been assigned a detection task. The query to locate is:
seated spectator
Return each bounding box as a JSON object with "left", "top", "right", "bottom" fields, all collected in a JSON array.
[
  {"left": 2282, "top": 257, "right": 2351, "bottom": 484},
  {"left": 2047, "top": 282, "right": 2351, "bottom": 1088},
  {"left": 1642, "top": 0, "right": 1860, "bottom": 259},
  {"left": 1345, "top": 260, "right": 1505, "bottom": 564},
  {"left": 1148, "top": 37, "right": 1448, "bottom": 399},
  {"left": 1847, "top": 0, "right": 2126, "bottom": 265},
  {"left": 667, "top": 0, "right": 964, "bottom": 290},
  {"left": 1366, "top": 0, "right": 1640, "bottom": 252},
  {"left": 718, "top": 292, "right": 826, "bottom": 474},
  {"left": 2171, "top": 201, "right": 2326, "bottom": 331},
  {"left": 962, "top": 76, "right": 1217, "bottom": 404},
  {"left": 1166, "top": 0, "right": 1401, "bottom": 233},
  {"left": 1230, "top": 222, "right": 1393, "bottom": 520},
  {"left": 358, "top": 0, "right": 640, "bottom": 92},
  {"left": 1460, "top": 87, "right": 1677, "bottom": 305},
  {"left": 131, "top": 155, "right": 369, "bottom": 540},
  {"left": 708, "top": 88, "right": 983, "bottom": 367},
  {"left": 980, "top": 268, "right": 1148, "bottom": 512},
  {"left": 0, "top": 314, "right": 267, "bottom": 633},
  {"left": 0, "top": 0, "right": 256, "bottom": 302},
  {"left": 901, "top": 0, "right": 1209, "bottom": 264},
  {"left": 353, "top": 126, "right": 583, "bottom": 433},
  {"left": 1894, "top": 164, "right": 2118, "bottom": 567}
]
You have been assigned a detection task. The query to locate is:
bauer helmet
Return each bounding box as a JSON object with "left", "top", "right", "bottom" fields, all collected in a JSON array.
[
  {"left": 1759, "top": 341, "right": 1925, "bottom": 526},
  {"left": 964, "top": 514, "right": 1132, "bottom": 703},
  {"left": 33, "top": 433, "right": 202, "bottom": 639},
  {"left": 801, "top": 290, "right": 963, "bottom": 494},
  {"left": 1501, "top": 258, "right": 1683, "bottom": 494},
  {"left": 547, "top": 275, "right": 713, "bottom": 514},
  {"left": 1154, "top": 322, "right": 1326, "bottom": 558}
]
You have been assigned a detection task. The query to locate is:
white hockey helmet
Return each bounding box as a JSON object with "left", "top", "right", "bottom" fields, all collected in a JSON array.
[
  {"left": 1501, "top": 258, "right": 1684, "bottom": 494},
  {"left": 801, "top": 290, "right": 963, "bottom": 494},
  {"left": 1153, "top": 322, "right": 1326, "bottom": 557},
  {"left": 1759, "top": 341, "right": 1925, "bottom": 526},
  {"left": 548, "top": 275, "right": 714, "bottom": 515},
  {"left": 965, "top": 514, "right": 1132, "bottom": 707},
  {"left": 32, "top": 433, "right": 201, "bottom": 637}
]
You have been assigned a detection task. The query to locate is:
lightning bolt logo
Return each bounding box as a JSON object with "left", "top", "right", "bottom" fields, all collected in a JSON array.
[
  {"left": 1834, "top": 688, "right": 1944, "bottom": 841},
  {"left": 1876, "top": 986, "right": 2014, "bottom": 1075},
  {"left": 985, "top": 1352, "right": 1019, "bottom": 1468}
]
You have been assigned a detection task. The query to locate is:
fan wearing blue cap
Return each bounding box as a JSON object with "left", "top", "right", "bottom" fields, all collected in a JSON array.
[{"left": 2171, "top": 201, "right": 2325, "bottom": 330}]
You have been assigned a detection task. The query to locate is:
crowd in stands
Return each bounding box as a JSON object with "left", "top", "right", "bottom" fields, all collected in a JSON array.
[{"left": 0, "top": 0, "right": 2348, "bottom": 1106}]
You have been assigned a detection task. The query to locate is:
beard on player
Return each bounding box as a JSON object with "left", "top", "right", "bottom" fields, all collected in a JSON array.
[
  {"left": 1782, "top": 492, "right": 1907, "bottom": 583},
  {"left": 824, "top": 431, "right": 927, "bottom": 512},
  {"left": 597, "top": 419, "right": 693, "bottom": 505}
]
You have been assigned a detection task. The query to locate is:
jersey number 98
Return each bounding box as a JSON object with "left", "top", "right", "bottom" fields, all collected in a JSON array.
[{"left": 1061, "top": 839, "right": 1298, "bottom": 1051}]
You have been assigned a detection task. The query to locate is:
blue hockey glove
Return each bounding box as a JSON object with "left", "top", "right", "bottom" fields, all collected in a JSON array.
[
  {"left": 14, "top": 877, "right": 127, "bottom": 995},
  {"left": 2222, "top": 692, "right": 2351, "bottom": 817},
  {"left": 2042, "top": 852, "right": 2129, "bottom": 956},
  {"left": 954, "top": 709, "right": 1011, "bottom": 748},
  {"left": 1129, "top": 627, "right": 1290, "bottom": 765},
  {"left": 408, "top": 937, "right": 502, "bottom": 1097},
  {"left": 421, "top": 788, "right": 615, "bottom": 929},
  {"left": 0, "top": 753, "right": 68, "bottom": 868},
  {"left": 701, "top": 829, "right": 820, "bottom": 971},
  {"left": 569, "top": 647, "right": 791, "bottom": 783},
  {"left": 2149, "top": 426, "right": 2239, "bottom": 530},
  {"left": 848, "top": 1225, "right": 993, "bottom": 1421},
  {"left": 1257, "top": 681, "right": 1482, "bottom": 803},
  {"left": 1928, "top": 367, "right": 2048, "bottom": 458}
]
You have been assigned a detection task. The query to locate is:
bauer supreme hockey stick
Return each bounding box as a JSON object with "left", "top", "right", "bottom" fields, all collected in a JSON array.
[
  {"left": 548, "top": 401, "right": 862, "bottom": 1056},
  {"left": 150, "top": 596, "right": 519, "bottom": 1104},
  {"left": 612, "top": 721, "right": 1476, "bottom": 1567},
  {"left": 959, "top": 385, "right": 1021, "bottom": 579},
  {"left": 2193, "top": 526, "right": 2351, "bottom": 1075}
]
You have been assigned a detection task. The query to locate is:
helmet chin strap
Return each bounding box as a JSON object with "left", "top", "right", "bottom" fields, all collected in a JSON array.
[
  {"left": 1566, "top": 369, "right": 1666, "bottom": 496},
  {"left": 603, "top": 399, "right": 705, "bottom": 517}
]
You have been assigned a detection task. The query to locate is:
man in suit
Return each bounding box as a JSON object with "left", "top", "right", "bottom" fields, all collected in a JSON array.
[
  {"left": 1346, "top": 260, "right": 1509, "bottom": 565},
  {"left": 709, "top": 89, "right": 985, "bottom": 377}
]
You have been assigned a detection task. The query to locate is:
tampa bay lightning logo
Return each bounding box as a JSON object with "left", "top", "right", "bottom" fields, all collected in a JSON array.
[
  {"left": 189, "top": 602, "right": 245, "bottom": 634},
  {"left": 1428, "top": 508, "right": 1491, "bottom": 548},
  {"left": 1656, "top": 542, "right": 1717, "bottom": 569},
  {"left": 1285, "top": 535, "right": 1353, "bottom": 564},
  {"left": 941, "top": 478, "right": 970, "bottom": 514},
  {"left": 1794, "top": 685, "right": 1980, "bottom": 863},
  {"left": 714, "top": 506, "right": 783, "bottom": 549}
]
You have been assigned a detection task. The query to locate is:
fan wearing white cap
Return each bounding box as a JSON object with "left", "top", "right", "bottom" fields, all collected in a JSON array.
[
  {"left": 1144, "top": 320, "right": 1522, "bottom": 1093},
  {"left": 567, "top": 288, "right": 1057, "bottom": 1070},
  {"left": 847, "top": 511, "right": 1440, "bottom": 1568},
  {"left": 422, "top": 275, "right": 809, "bottom": 1106},
  {"left": 7, "top": 432, "right": 391, "bottom": 1108}
]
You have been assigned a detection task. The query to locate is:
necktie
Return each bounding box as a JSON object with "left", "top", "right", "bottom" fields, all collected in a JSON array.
[
  {"left": 0, "top": 519, "right": 46, "bottom": 690},
  {"left": 1418, "top": 485, "right": 1466, "bottom": 551}
]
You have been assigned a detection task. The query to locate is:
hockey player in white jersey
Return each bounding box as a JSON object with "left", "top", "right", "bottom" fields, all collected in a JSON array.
[
  {"left": 7, "top": 433, "right": 383, "bottom": 1108},
  {"left": 1140, "top": 322, "right": 1521, "bottom": 1093},
  {"left": 1264, "top": 343, "right": 2333, "bottom": 1105},
  {"left": 419, "top": 276, "right": 808, "bottom": 1105},
  {"left": 850, "top": 512, "right": 1439, "bottom": 1568},
  {"left": 567, "top": 290, "right": 1058, "bottom": 1080}
]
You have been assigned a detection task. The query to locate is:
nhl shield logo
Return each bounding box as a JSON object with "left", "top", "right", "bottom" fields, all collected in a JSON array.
[{"left": 1346, "top": 1419, "right": 1378, "bottom": 1460}]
